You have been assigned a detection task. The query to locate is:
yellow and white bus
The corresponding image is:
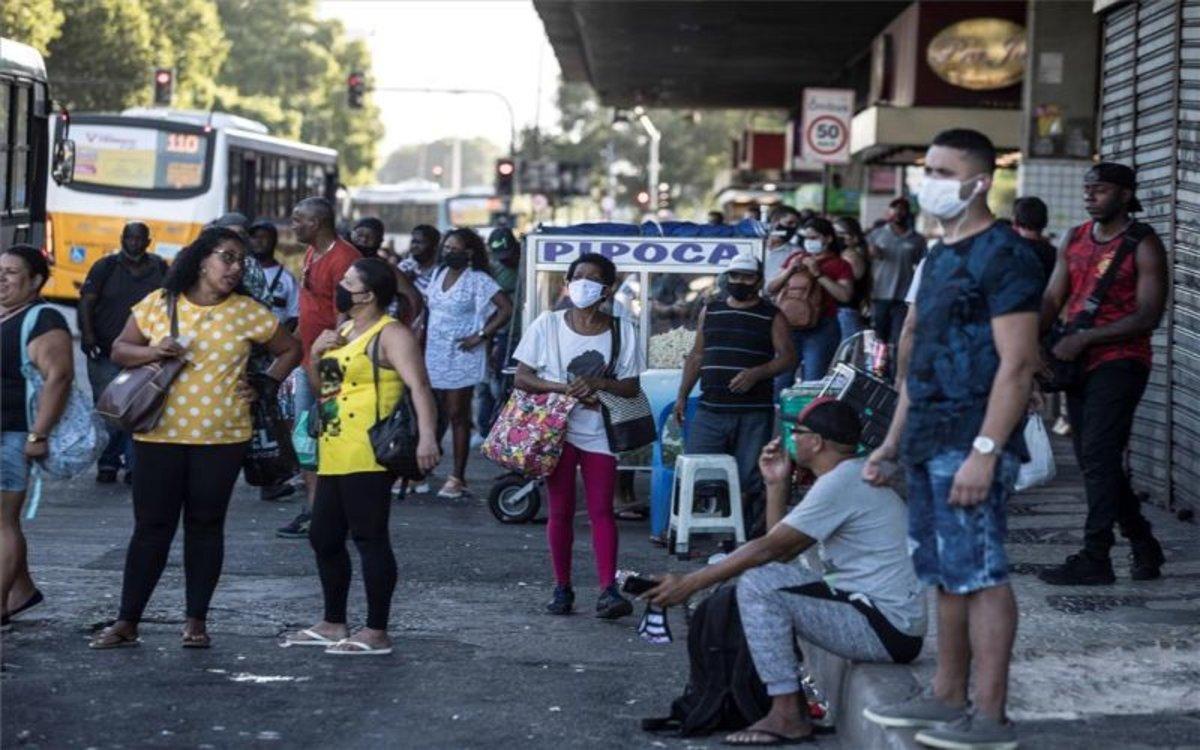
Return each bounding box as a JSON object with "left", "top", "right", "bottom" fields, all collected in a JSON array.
[{"left": 44, "top": 108, "right": 338, "bottom": 300}]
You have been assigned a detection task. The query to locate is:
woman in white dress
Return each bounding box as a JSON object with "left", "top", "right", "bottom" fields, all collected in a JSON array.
[{"left": 424, "top": 229, "right": 512, "bottom": 498}]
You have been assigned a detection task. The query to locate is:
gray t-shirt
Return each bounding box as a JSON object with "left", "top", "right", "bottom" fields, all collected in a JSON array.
[
  {"left": 869, "top": 225, "right": 926, "bottom": 301},
  {"left": 763, "top": 242, "right": 796, "bottom": 289},
  {"left": 782, "top": 458, "right": 927, "bottom": 636}
]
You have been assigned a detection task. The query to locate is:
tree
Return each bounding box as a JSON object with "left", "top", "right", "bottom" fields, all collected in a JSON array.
[
  {"left": 45, "top": 0, "right": 156, "bottom": 111},
  {"left": 1, "top": 0, "right": 65, "bottom": 55}
]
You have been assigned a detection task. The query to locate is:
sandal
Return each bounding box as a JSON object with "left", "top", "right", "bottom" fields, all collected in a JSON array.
[
  {"left": 722, "top": 729, "right": 813, "bottom": 746},
  {"left": 437, "top": 478, "right": 466, "bottom": 499},
  {"left": 615, "top": 506, "right": 649, "bottom": 521},
  {"left": 181, "top": 631, "right": 211, "bottom": 649},
  {"left": 324, "top": 638, "right": 393, "bottom": 657},
  {"left": 88, "top": 628, "right": 141, "bottom": 650},
  {"left": 280, "top": 628, "right": 344, "bottom": 648},
  {"left": 7, "top": 589, "right": 43, "bottom": 621}
]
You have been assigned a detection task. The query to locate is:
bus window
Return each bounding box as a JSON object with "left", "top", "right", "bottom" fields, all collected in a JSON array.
[
  {"left": 70, "top": 120, "right": 210, "bottom": 194},
  {"left": 227, "top": 148, "right": 242, "bottom": 213},
  {"left": 10, "top": 84, "right": 31, "bottom": 210},
  {"left": 1, "top": 84, "right": 9, "bottom": 210}
]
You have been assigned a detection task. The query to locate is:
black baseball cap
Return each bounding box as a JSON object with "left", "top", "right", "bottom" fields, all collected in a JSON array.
[
  {"left": 796, "top": 398, "right": 862, "bottom": 447},
  {"left": 1085, "top": 162, "right": 1143, "bottom": 213}
]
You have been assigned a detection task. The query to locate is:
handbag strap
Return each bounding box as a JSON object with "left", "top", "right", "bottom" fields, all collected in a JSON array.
[
  {"left": 168, "top": 292, "right": 179, "bottom": 339},
  {"left": 606, "top": 316, "right": 620, "bottom": 379},
  {"left": 1071, "top": 222, "right": 1150, "bottom": 328},
  {"left": 369, "top": 330, "right": 383, "bottom": 424}
]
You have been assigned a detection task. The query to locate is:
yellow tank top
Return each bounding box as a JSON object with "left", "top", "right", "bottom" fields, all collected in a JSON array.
[{"left": 316, "top": 316, "right": 404, "bottom": 476}]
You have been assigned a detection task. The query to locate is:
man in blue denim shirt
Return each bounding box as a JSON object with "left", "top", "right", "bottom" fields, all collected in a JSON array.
[{"left": 861, "top": 130, "right": 1043, "bottom": 750}]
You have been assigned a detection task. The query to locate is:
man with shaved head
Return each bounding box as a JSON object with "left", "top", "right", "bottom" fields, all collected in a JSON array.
[
  {"left": 79, "top": 221, "right": 168, "bottom": 484},
  {"left": 277, "top": 197, "right": 362, "bottom": 539}
]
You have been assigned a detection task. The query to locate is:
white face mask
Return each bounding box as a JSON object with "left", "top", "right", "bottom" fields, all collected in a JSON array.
[
  {"left": 802, "top": 238, "right": 825, "bottom": 254},
  {"left": 918, "top": 175, "right": 984, "bottom": 221},
  {"left": 567, "top": 278, "right": 605, "bottom": 309}
]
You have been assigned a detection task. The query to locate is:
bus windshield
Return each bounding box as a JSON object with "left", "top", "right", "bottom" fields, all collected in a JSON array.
[{"left": 71, "top": 121, "right": 211, "bottom": 194}]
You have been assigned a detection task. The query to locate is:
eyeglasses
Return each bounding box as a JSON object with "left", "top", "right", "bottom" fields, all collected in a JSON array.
[
  {"left": 790, "top": 426, "right": 816, "bottom": 438},
  {"left": 213, "top": 249, "right": 245, "bottom": 268}
]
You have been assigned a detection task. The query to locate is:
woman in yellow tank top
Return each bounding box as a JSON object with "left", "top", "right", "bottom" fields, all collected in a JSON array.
[{"left": 283, "top": 258, "right": 438, "bottom": 656}]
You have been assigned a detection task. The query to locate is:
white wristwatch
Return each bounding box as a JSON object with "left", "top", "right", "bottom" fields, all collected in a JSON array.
[{"left": 972, "top": 436, "right": 997, "bottom": 456}]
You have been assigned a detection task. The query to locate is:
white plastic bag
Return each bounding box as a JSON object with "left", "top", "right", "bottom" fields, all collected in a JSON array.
[{"left": 1015, "top": 414, "right": 1056, "bottom": 492}]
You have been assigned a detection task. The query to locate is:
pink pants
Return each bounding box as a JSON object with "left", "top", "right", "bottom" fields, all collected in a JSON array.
[{"left": 545, "top": 442, "right": 619, "bottom": 590}]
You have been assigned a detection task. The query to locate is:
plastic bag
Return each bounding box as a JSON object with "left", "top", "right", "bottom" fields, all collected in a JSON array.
[
  {"left": 292, "top": 410, "right": 317, "bottom": 471},
  {"left": 243, "top": 375, "right": 299, "bottom": 486},
  {"left": 661, "top": 414, "right": 685, "bottom": 470},
  {"left": 1015, "top": 414, "right": 1056, "bottom": 492}
]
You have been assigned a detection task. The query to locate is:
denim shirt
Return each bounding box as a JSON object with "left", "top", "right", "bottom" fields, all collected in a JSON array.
[{"left": 901, "top": 222, "right": 1044, "bottom": 465}]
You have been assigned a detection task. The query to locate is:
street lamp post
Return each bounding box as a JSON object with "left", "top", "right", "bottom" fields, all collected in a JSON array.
[{"left": 636, "top": 109, "right": 661, "bottom": 212}]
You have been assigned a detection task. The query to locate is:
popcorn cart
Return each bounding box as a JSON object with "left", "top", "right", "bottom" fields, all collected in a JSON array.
[{"left": 486, "top": 223, "right": 766, "bottom": 523}]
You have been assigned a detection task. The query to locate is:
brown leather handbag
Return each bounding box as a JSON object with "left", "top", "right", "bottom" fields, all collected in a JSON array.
[{"left": 96, "top": 294, "right": 188, "bottom": 434}]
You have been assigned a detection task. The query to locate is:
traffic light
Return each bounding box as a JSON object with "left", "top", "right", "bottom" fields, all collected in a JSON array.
[
  {"left": 495, "top": 158, "right": 516, "bottom": 197},
  {"left": 636, "top": 190, "right": 651, "bottom": 207},
  {"left": 347, "top": 72, "right": 365, "bottom": 109},
  {"left": 153, "top": 68, "right": 173, "bottom": 106}
]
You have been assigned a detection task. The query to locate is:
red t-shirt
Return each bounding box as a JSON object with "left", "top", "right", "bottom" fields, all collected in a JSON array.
[
  {"left": 1063, "top": 221, "right": 1152, "bottom": 372},
  {"left": 298, "top": 238, "right": 360, "bottom": 362},
  {"left": 783, "top": 251, "right": 854, "bottom": 319}
]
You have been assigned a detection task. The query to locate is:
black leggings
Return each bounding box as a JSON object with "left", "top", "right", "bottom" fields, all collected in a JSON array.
[
  {"left": 309, "top": 472, "right": 397, "bottom": 630},
  {"left": 118, "top": 441, "right": 248, "bottom": 623}
]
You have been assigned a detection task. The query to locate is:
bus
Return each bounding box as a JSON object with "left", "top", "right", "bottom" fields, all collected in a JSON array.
[
  {"left": 2, "top": 37, "right": 72, "bottom": 252},
  {"left": 43, "top": 108, "right": 338, "bottom": 300},
  {"left": 346, "top": 181, "right": 524, "bottom": 251}
]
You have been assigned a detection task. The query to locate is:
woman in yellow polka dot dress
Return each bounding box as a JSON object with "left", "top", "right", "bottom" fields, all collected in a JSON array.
[
  {"left": 281, "top": 257, "right": 438, "bottom": 656},
  {"left": 90, "top": 228, "right": 302, "bottom": 650}
]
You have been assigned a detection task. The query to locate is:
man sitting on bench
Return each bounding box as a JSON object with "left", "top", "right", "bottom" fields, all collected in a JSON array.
[{"left": 647, "top": 399, "right": 926, "bottom": 745}]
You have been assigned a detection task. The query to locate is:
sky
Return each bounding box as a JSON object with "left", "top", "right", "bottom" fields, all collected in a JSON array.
[{"left": 317, "top": 0, "right": 562, "bottom": 159}]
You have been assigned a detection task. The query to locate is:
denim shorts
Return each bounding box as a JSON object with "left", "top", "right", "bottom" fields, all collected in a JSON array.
[
  {"left": 906, "top": 449, "right": 1020, "bottom": 594},
  {"left": 1, "top": 431, "right": 30, "bottom": 493}
]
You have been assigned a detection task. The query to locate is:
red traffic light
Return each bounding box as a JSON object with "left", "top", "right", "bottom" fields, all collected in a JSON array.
[
  {"left": 347, "top": 73, "right": 363, "bottom": 87},
  {"left": 155, "top": 70, "right": 172, "bottom": 85},
  {"left": 497, "top": 161, "right": 515, "bottom": 177},
  {"left": 636, "top": 190, "right": 651, "bottom": 205}
]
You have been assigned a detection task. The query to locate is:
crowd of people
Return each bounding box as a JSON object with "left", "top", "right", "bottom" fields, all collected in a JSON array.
[{"left": 0, "top": 124, "right": 1171, "bottom": 748}]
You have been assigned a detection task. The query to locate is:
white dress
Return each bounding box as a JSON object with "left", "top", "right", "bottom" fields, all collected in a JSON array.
[{"left": 424, "top": 267, "right": 501, "bottom": 390}]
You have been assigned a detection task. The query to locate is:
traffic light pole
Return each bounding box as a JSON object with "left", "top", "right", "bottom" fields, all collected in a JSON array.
[{"left": 370, "top": 86, "right": 517, "bottom": 157}]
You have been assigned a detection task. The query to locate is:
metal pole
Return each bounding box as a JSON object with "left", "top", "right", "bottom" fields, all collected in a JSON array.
[
  {"left": 638, "top": 113, "right": 661, "bottom": 209},
  {"left": 821, "top": 163, "right": 831, "bottom": 215}
]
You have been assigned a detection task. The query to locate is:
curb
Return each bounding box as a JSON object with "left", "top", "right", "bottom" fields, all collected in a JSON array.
[{"left": 803, "top": 640, "right": 922, "bottom": 749}]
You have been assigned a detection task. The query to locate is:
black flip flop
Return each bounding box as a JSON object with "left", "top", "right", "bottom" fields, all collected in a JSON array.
[
  {"left": 722, "top": 729, "right": 813, "bottom": 746},
  {"left": 6, "top": 589, "right": 43, "bottom": 622}
]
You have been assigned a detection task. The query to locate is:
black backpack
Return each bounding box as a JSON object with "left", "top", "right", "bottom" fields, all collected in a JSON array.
[{"left": 641, "top": 583, "right": 771, "bottom": 737}]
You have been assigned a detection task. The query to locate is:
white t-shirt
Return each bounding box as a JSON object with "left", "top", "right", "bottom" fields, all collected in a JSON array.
[
  {"left": 262, "top": 264, "right": 300, "bottom": 323},
  {"left": 512, "top": 310, "right": 644, "bottom": 455},
  {"left": 904, "top": 257, "right": 926, "bottom": 304}
]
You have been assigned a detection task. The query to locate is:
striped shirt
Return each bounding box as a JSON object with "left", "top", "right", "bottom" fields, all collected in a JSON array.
[{"left": 699, "top": 297, "right": 778, "bottom": 411}]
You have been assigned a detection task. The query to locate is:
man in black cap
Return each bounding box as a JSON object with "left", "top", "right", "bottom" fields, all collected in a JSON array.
[
  {"left": 647, "top": 399, "right": 926, "bottom": 745},
  {"left": 1038, "top": 162, "right": 1168, "bottom": 585}
]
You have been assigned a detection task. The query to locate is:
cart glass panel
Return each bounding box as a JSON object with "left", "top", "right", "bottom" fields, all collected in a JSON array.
[{"left": 646, "top": 272, "right": 720, "bottom": 370}]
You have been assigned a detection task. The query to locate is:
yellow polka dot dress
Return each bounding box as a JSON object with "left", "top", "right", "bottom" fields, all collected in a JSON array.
[{"left": 131, "top": 289, "right": 279, "bottom": 445}]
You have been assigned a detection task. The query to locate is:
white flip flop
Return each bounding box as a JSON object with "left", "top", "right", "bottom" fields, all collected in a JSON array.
[
  {"left": 324, "top": 639, "right": 393, "bottom": 656},
  {"left": 280, "top": 628, "right": 341, "bottom": 648}
]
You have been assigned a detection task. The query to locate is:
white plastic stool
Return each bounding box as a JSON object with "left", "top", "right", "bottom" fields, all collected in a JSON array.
[{"left": 667, "top": 454, "right": 745, "bottom": 557}]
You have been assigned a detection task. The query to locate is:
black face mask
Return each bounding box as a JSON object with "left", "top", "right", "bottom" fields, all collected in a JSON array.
[
  {"left": 444, "top": 253, "right": 469, "bottom": 270},
  {"left": 335, "top": 285, "right": 360, "bottom": 313},
  {"left": 727, "top": 282, "right": 758, "bottom": 301}
]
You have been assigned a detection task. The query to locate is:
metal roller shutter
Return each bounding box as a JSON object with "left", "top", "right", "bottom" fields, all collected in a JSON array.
[{"left": 1098, "top": 0, "right": 1183, "bottom": 511}]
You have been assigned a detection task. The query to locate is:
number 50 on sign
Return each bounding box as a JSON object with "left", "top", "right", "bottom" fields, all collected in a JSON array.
[{"left": 801, "top": 88, "right": 854, "bottom": 165}]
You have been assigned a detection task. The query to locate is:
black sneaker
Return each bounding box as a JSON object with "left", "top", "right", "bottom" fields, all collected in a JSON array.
[
  {"left": 276, "top": 511, "right": 311, "bottom": 539},
  {"left": 595, "top": 583, "right": 633, "bottom": 620},
  {"left": 546, "top": 585, "right": 575, "bottom": 615},
  {"left": 1130, "top": 537, "right": 1165, "bottom": 581},
  {"left": 1038, "top": 552, "right": 1115, "bottom": 586},
  {"left": 97, "top": 468, "right": 118, "bottom": 484},
  {"left": 260, "top": 482, "right": 296, "bottom": 502}
]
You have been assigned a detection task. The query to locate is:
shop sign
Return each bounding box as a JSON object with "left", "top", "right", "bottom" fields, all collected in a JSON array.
[
  {"left": 532, "top": 236, "right": 762, "bottom": 270},
  {"left": 926, "top": 18, "right": 1027, "bottom": 91}
]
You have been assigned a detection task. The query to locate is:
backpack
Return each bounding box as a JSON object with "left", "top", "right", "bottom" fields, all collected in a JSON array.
[
  {"left": 641, "top": 584, "right": 771, "bottom": 737},
  {"left": 775, "top": 255, "right": 825, "bottom": 330},
  {"left": 21, "top": 304, "right": 109, "bottom": 517}
]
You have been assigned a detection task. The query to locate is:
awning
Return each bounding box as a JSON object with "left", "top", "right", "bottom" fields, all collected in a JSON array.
[
  {"left": 535, "top": 0, "right": 910, "bottom": 108},
  {"left": 850, "top": 105, "right": 1022, "bottom": 164}
]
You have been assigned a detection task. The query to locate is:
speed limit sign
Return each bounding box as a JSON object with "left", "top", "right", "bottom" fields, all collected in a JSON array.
[{"left": 801, "top": 88, "right": 854, "bottom": 164}]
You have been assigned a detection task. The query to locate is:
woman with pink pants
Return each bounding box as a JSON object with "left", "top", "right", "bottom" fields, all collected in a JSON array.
[{"left": 513, "top": 253, "right": 644, "bottom": 618}]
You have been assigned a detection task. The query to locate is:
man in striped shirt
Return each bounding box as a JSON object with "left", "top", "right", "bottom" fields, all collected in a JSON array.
[{"left": 675, "top": 253, "right": 797, "bottom": 536}]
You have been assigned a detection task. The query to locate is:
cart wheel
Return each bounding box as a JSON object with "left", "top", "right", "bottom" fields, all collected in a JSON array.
[{"left": 488, "top": 474, "right": 540, "bottom": 524}]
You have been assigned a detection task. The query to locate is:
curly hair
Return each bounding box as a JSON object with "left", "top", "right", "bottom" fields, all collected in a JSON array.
[
  {"left": 163, "top": 227, "right": 248, "bottom": 296},
  {"left": 441, "top": 227, "right": 490, "bottom": 272}
]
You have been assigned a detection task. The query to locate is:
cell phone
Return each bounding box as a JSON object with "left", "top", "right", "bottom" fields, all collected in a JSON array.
[{"left": 621, "top": 575, "right": 659, "bottom": 597}]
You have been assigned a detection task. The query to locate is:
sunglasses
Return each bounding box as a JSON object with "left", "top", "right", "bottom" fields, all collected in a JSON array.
[{"left": 213, "top": 249, "right": 245, "bottom": 268}]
